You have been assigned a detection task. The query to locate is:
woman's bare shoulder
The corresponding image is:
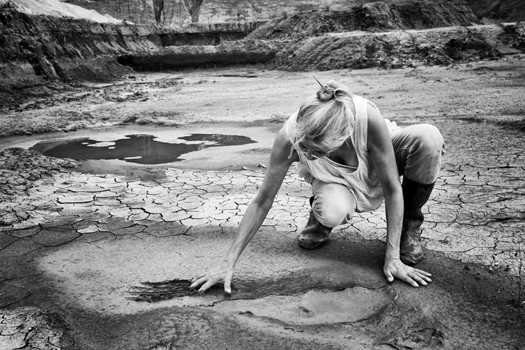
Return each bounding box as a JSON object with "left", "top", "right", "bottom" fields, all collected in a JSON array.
[
  {"left": 272, "top": 125, "right": 298, "bottom": 163},
  {"left": 366, "top": 101, "right": 384, "bottom": 127}
]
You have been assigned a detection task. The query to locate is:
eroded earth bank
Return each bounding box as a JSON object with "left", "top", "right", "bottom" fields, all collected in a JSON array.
[{"left": 1, "top": 1, "right": 525, "bottom": 350}]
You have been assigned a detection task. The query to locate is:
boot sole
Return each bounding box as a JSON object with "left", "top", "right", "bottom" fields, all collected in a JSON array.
[{"left": 298, "top": 239, "right": 328, "bottom": 249}]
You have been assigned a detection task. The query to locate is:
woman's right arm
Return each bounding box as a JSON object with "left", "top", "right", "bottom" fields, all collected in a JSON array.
[{"left": 190, "top": 126, "right": 297, "bottom": 293}]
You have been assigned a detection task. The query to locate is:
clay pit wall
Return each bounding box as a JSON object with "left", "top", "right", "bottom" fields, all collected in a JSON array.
[
  {"left": 247, "top": 1, "right": 480, "bottom": 40},
  {"left": 117, "top": 22, "right": 525, "bottom": 73},
  {"left": 273, "top": 23, "right": 525, "bottom": 71},
  {"left": 0, "top": 0, "right": 484, "bottom": 90},
  {"left": 2, "top": 1, "right": 525, "bottom": 108},
  {"left": 0, "top": 5, "right": 259, "bottom": 101},
  {"left": 0, "top": 7, "right": 158, "bottom": 90},
  {"left": 64, "top": 0, "right": 525, "bottom": 25}
]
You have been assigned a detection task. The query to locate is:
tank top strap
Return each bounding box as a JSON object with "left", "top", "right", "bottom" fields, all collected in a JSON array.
[
  {"left": 284, "top": 111, "right": 299, "bottom": 143},
  {"left": 351, "top": 95, "right": 369, "bottom": 152}
]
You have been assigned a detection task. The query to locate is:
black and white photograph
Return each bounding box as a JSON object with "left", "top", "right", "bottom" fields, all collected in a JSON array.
[{"left": 0, "top": 0, "right": 524, "bottom": 349}]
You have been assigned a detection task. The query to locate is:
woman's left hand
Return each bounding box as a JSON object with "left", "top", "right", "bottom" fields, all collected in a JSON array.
[{"left": 383, "top": 257, "right": 432, "bottom": 287}]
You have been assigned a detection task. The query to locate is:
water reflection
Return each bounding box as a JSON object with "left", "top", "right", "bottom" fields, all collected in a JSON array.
[{"left": 30, "top": 133, "right": 257, "bottom": 165}]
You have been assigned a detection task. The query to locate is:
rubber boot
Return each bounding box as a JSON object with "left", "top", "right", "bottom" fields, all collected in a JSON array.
[
  {"left": 400, "top": 178, "right": 435, "bottom": 266},
  {"left": 297, "top": 197, "right": 333, "bottom": 249}
]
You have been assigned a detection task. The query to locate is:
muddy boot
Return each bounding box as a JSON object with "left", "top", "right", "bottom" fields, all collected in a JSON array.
[
  {"left": 400, "top": 178, "right": 435, "bottom": 266},
  {"left": 298, "top": 197, "right": 333, "bottom": 249}
]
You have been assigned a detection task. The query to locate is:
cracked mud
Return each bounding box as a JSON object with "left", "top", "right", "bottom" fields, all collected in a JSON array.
[{"left": 0, "top": 63, "right": 524, "bottom": 349}]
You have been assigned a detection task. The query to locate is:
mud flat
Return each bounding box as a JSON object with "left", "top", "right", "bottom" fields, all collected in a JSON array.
[
  {"left": 0, "top": 61, "right": 524, "bottom": 349},
  {"left": 1, "top": 1, "right": 525, "bottom": 349}
]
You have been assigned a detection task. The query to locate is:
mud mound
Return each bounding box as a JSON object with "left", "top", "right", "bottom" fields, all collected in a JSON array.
[
  {"left": 248, "top": 1, "right": 480, "bottom": 40},
  {"left": 273, "top": 24, "right": 524, "bottom": 71},
  {"left": 466, "top": 0, "right": 525, "bottom": 23}
]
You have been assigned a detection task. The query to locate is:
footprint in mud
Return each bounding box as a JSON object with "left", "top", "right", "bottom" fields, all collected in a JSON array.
[
  {"left": 129, "top": 278, "right": 396, "bottom": 325},
  {"left": 213, "top": 286, "right": 397, "bottom": 325}
]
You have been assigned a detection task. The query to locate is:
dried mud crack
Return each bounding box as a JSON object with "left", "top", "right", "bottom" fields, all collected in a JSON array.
[{"left": 1, "top": 64, "right": 524, "bottom": 350}]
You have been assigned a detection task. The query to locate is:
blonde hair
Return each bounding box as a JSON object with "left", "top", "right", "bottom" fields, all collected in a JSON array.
[{"left": 294, "top": 80, "right": 355, "bottom": 153}]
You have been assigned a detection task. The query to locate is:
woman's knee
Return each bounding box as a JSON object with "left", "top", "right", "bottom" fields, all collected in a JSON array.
[
  {"left": 312, "top": 201, "right": 349, "bottom": 227},
  {"left": 311, "top": 185, "right": 355, "bottom": 227},
  {"left": 410, "top": 124, "right": 444, "bottom": 156}
]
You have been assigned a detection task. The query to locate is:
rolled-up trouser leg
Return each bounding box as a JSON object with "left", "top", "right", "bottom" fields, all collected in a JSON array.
[{"left": 391, "top": 124, "right": 444, "bottom": 264}]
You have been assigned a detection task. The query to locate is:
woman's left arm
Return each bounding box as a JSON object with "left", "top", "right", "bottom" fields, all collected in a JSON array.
[{"left": 367, "top": 103, "right": 432, "bottom": 287}]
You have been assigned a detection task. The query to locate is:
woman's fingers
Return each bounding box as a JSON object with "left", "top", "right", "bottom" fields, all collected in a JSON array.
[
  {"left": 418, "top": 274, "right": 433, "bottom": 282},
  {"left": 198, "top": 280, "right": 215, "bottom": 292},
  {"left": 190, "top": 274, "right": 205, "bottom": 284},
  {"left": 409, "top": 273, "right": 428, "bottom": 286},
  {"left": 404, "top": 268, "right": 433, "bottom": 287},
  {"left": 190, "top": 276, "right": 210, "bottom": 289},
  {"left": 412, "top": 269, "right": 433, "bottom": 283},
  {"left": 397, "top": 270, "right": 429, "bottom": 288},
  {"left": 224, "top": 271, "right": 233, "bottom": 294},
  {"left": 384, "top": 260, "right": 433, "bottom": 288},
  {"left": 402, "top": 275, "right": 419, "bottom": 287},
  {"left": 413, "top": 268, "right": 432, "bottom": 277},
  {"left": 190, "top": 263, "right": 233, "bottom": 293}
]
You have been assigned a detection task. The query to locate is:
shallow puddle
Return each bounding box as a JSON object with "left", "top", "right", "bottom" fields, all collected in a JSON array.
[{"left": 29, "top": 133, "right": 257, "bottom": 164}]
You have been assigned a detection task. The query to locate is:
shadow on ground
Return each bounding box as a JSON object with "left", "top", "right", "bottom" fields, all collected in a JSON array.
[{"left": 1, "top": 221, "right": 524, "bottom": 349}]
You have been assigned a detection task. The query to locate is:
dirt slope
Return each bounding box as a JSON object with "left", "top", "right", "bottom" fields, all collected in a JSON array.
[
  {"left": 272, "top": 24, "right": 525, "bottom": 71},
  {"left": 248, "top": 1, "right": 480, "bottom": 40},
  {"left": 63, "top": 0, "right": 525, "bottom": 25},
  {"left": 0, "top": 0, "right": 120, "bottom": 22},
  {"left": 465, "top": 0, "right": 525, "bottom": 22}
]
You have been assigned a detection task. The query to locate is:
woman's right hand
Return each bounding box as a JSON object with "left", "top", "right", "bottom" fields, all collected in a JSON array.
[
  {"left": 190, "top": 261, "right": 234, "bottom": 294},
  {"left": 190, "top": 126, "right": 293, "bottom": 295}
]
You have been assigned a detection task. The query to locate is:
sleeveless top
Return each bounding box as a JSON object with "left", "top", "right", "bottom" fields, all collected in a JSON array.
[{"left": 284, "top": 95, "right": 400, "bottom": 213}]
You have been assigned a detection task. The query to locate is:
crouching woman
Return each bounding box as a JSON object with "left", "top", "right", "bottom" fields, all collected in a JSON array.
[{"left": 191, "top": 79, "right": 444, "bottom": 293}]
